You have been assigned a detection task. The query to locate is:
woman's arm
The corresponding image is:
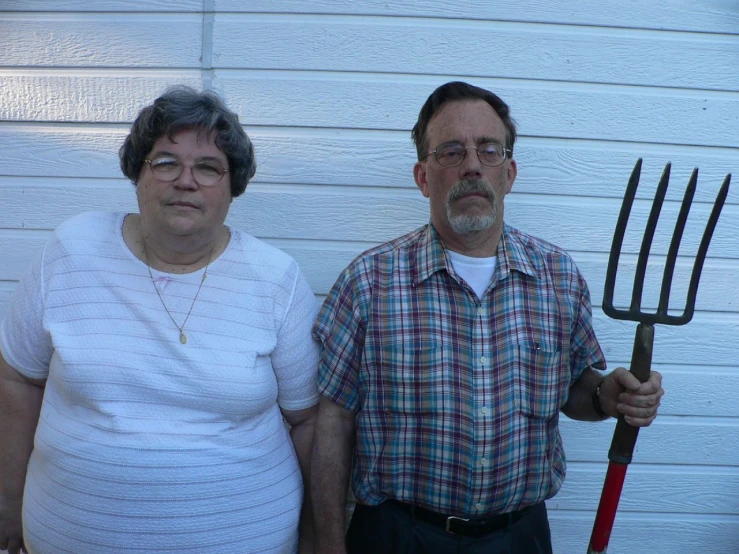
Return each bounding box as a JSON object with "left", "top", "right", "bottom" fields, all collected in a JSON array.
[
  {"left": 0, "top": 352, "right": 45, "bottom": 554},
  {"left": 282, "top": 403, "right": 319, "bottom": 554}
]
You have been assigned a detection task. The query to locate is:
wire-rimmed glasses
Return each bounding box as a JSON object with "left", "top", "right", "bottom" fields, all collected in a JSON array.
[
  {"left": 144, "top": 157, "right": 228, "bottom": 186},
  {"left": 425, "top": 142, "right": 512, "bottom": 168}
]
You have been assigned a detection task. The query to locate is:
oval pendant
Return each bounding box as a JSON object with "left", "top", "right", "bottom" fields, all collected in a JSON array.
[{"left": 180, "top": 332, "right": 187, "bottom": 344}]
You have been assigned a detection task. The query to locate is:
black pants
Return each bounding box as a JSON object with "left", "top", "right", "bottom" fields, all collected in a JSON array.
[{"left": 345, "top": 501, "right": 553, "bottom": 554}]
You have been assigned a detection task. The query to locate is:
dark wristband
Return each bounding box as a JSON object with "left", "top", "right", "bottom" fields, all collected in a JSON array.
[{"left": 592, "top": 381, "right": 608, "bottom": 419}]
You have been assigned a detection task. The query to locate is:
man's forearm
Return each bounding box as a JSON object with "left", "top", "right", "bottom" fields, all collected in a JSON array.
[{"left": 311, "top": 397, "right": 355, "bottom": 553}]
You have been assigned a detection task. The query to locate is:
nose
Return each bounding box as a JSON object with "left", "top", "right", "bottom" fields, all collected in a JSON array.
[
  {"left": 174, "top": 165, "right": 198, "bottom": 190},
  {"left": 460, "top": 146, "right": 483, "bottom": 179}
]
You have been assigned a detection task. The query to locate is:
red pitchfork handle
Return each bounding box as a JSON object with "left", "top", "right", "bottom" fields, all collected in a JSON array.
[{"left": 587, "top": 323, "right": 653, "bottom": 554}]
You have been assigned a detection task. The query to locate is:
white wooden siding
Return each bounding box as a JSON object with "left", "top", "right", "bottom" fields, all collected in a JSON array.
[{"left": 1, "top": 2, "right": 738, "bottom": 553}]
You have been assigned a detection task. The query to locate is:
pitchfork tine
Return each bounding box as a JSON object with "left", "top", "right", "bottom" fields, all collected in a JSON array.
[
  {"left": 679, "top": 172, "right": 732, "bottom": 324},
  {"left": 657, "top": 167, "right": 698, "bottom": 316},
  {"left": 631, "top": 163, "right": 671, "bottom": 312},
  {"left": 602, "top": 158, "right": 642, "bottom": 319}
]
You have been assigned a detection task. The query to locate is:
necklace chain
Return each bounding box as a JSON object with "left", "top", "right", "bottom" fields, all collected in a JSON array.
[{"left": 142, "top": 240, "right": 214, "bottom": 345}]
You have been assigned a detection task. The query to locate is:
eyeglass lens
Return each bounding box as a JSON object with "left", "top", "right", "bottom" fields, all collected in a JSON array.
[
  {"left": 434, "top": 143, "right": 507, "bottom": 167},
  {"left": 148, "top": 158, "right": 226, "bottom": 186}
]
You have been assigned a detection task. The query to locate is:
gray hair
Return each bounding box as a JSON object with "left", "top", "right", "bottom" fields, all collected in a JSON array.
[{"left": 119, "top": 86, "right": 256, "bottom": 197}]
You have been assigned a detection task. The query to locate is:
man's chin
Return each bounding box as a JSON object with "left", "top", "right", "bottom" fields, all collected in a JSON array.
[{"left": 447, "top": 214, "right": 496, "bottom": 235}]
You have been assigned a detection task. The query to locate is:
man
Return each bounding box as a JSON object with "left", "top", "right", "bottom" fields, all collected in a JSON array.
[{"left": 311, "top": 81, "right": 663, "bottom": 554}]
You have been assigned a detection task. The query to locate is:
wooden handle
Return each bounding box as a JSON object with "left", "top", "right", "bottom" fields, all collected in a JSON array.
[{"left": 608, "top": 323, "right": 653, "bottom": 464}]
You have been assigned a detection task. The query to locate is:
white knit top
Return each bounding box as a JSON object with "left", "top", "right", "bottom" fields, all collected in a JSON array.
[{"left": 0, "top": 212, "right": 320, "bottom": 554}]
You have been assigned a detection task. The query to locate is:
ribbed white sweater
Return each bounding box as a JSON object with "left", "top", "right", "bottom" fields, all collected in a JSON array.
[{"left": 0, "top": 212, "right": 320, "bottom": 553}]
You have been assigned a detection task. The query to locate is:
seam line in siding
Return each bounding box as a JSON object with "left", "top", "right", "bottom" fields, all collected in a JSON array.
[{"left": 202, "top": 0, "right": 215, "bottom": 90}]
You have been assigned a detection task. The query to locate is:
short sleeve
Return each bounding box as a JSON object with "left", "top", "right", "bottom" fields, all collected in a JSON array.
[
  {"left": 311, "top": 267, "right": 366, "bottom": 412},
  {"left": 0, "top": 246, "right": 52, "bottom": 379},
  {"left": 271, "top": 264, "right": 321, "bottom": 411},
  {"left": 569, "top": 270, "right": 606, "bottom": 383}
]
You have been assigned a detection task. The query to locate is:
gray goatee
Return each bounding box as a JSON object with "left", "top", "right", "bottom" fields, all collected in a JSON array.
[{"left": 445, "top": 179, "right": 498, "bottom": 235}]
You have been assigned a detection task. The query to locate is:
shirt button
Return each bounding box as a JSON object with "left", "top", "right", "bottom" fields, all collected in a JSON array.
[
  {"left": 481, "top": 406, "right": 488, "bottom": 415},
  {"left": 480, "top": 458, "right": 488, "bottom": 467},
  {"left": 480, "top": 356, "right": 487, "bottom": 364},
  {"left": 476, "top": 503, "right": 484, "bottom": 511},
  {"left": 477, "top": 307, "right": 483, "bottom": 315}
]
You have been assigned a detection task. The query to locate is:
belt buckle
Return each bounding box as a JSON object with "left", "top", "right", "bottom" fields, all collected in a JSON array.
[{"left": 445, "top": 515, "right": 470, "bottom": 534}]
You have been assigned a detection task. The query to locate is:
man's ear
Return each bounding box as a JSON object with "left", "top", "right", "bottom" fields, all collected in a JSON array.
[
  {"left": 414, "top": 161, "right": 430, "bottom": 198},
  {"left": 505, "top": 158, "right": 517, "bottom": 195}
]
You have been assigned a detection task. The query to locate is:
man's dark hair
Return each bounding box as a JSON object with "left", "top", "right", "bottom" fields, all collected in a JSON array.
[
  {"left": 411, "top": 81, "right": 517, "bottom": 161},
  {"left": 120, "top": 86, "right": 256, "bottom": 197}
]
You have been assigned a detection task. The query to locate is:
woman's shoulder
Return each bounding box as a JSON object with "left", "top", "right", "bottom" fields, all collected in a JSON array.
[
  {"left": 43, "top": 212, "right": 124, "bottom": 262},
  {"left": 53, "top": 211, "right": 122, "bottom": 243},
  {"left": 225, "top": 228, "right": 300, "bottom": 280}
]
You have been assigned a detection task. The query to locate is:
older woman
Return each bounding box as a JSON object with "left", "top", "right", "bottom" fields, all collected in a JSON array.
[{"left": 0, "top": 88, "right": 319, "bottom": 554}]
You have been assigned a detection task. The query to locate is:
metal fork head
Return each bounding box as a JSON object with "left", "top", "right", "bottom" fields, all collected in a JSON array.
[{"left": 603, "top": 158, "right": 731, "bottom": 326}]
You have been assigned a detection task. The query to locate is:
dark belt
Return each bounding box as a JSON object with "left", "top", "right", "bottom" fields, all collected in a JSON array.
[{"left": 389, "top": 500, "right": 531, "bottom": 537}]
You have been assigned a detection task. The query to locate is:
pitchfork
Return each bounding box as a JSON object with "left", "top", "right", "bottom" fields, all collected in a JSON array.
[{"left": 587, "top": 158, "right": 731, "bottom": 554}]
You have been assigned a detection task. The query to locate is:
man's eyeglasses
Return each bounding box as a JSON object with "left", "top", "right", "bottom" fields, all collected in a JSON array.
[
  {"left": 425, "top": 142, "right": 512, "bottom": 168},
  {"left": 144, "top": 157, "right": 228, "bottom": 187}
]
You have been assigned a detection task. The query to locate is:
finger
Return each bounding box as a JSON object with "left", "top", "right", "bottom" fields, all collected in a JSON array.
[
  {"left": 611, "top": 367, "right": 643, "bottom": 391},
  {"left": 622, "top": 402, "right": 659, "bottom": 426},
  {"left": 618, "top": 402, "right": 659, "bottom": 421},
  {"left": 619, "top": 389, "right": 663, "bottom": 407},
  {"left": 624, "top": 412, "right": 658, "bottom": 427},
  {"left": 613, "top": 368, "right": 664, "bottom": 393},
  {"left": 635, "top": 372, "right": 663, "bottom": 394}
]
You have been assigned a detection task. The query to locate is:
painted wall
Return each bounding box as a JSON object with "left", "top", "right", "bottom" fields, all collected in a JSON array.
[{"left": 1, "top": 1, "right": 738, "bottom": 552}]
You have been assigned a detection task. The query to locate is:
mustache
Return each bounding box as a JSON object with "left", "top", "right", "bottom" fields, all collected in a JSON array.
[{"left": 447, "top": 179, "right": 496, "bottom": 202}]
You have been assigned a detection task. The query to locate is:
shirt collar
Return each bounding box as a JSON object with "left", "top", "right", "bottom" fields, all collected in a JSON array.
[
  {"left": 412, "top": 223, "right": 539, "bottom": 286},
  {"left": 412, "top": 224, "right": 448, "bottom": 286},
  {"left": 498, "top": 223, "right": 539, "bottom": 279}
]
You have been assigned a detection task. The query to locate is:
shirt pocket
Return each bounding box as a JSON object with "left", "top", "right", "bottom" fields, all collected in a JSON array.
[
  {"left": 514, "top": 340, "right": 568, "bottom": 420},
  {"left": 378, "top": 345, "right": 447, "bottom": 415}
]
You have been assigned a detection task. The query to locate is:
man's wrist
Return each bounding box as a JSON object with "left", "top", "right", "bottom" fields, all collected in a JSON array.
[{"left": 592, "top": 380, "right": 609, "bottom": 419}]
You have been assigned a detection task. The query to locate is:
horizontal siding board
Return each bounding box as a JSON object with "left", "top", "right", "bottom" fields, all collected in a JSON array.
[
  {"left": 554, "top": 465, "right": 739, "bottom": 514},
  {"left": 0, "top": 73, "right": 203, "bottom": 122},
  {"left": 215, "top": 75, "right": 739, "bottom": 147},
  {"left": 213, "top": 15, "right": 739, "bottom": 91},
  {"left": 1, "top": 1, "right": 202, "bottom": 10},
  {"left": 0, "top": 16, "right": 202, "bottom": 67},
  {"left": 593, "top": 312, "right": 739, "bottom": 368},
  {"left": 549, "top": 514, "right": 739, "bottom": 554},
  {"left": 0, "top": 129, "right": 126, "bottom": 177},
  {"left": 251, "top": 132, "right": 736, "bottom": 205},
  {"left": 221, "top": 0, "right": 739, "bottom": 35},
  {"left": 560, "top": 418, "right": 739, "bottom": 465}
]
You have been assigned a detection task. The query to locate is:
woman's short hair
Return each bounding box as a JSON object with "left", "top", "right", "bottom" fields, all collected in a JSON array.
[
  {"left": 411, "top": 81, "right": 517, "bottom": 161},
  {"left": 120, "top": 86, "right": 256, "bottom": 197}
]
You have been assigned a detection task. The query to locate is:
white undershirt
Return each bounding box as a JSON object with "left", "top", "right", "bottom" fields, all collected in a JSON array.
[{"left": 447, "top": 249, "right": 498, "bottom": 299}]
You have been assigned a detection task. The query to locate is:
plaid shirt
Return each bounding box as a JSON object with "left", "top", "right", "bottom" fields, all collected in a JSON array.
[{"left": 313, "top": 223, "right": 605, "bottom": 517}]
